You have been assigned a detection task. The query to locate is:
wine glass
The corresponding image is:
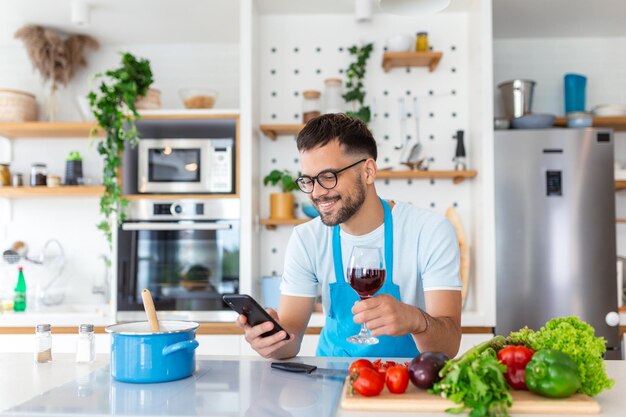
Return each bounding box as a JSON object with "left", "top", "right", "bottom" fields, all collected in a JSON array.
[{"left": 346, "top": 245, "right": 386, "bottom": 345}]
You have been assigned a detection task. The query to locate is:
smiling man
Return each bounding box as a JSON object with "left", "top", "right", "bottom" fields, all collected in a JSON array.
[{"left": 239, "top": 113, "right": 462, "bottom": 359}]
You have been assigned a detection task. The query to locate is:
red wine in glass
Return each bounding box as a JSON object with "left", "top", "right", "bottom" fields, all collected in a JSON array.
[
  {"left": 348, "top": 268, "right": 386, "bottom": 299},
  {"left": 346, "top": 245, "right": 385, "bottom": 345}
]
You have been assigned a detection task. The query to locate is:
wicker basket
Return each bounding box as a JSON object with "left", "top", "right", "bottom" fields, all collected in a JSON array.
[
  {"left": 0, "top": 89, "right": 37, "bottom": 122},
  {"left": 134, "top": 88, "right": 161, "bottom": 110}
]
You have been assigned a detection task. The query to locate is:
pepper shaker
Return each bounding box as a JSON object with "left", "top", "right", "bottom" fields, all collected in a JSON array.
[{"left": 454, "top": 130, "right": 467, "bottom": 171}]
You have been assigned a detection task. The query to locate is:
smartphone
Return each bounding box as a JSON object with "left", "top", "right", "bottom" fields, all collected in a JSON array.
[{"left": 223, "top": 294, "right": 290, "bottom": 339}]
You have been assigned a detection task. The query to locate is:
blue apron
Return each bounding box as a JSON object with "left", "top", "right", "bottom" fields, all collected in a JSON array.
[{"left": 316, "top": 198, "right": 420, "bottom": 358}]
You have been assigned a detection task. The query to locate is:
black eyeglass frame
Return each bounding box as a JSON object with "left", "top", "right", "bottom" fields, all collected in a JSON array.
[{"left": 294, "top": 159, "right": 367, "bottom": 194}]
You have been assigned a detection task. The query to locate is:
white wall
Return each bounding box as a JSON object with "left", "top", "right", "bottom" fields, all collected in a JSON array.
[{"left": 493, "top": 36, "right": 626, "bottom": 260}]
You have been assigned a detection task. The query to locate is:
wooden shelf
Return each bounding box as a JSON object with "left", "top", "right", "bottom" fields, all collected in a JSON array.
[
  {"left": 0, "top": 186, "right": 104, "bottom": 198},
  {"left": 617, "top": 219, "right": 626, "bottom": 224},
  {"left": 376, "top": 170, "right": 477, "bottom": 184},
  {"left": 382, "top": 51, "right": 443, "bottom": 73},
  {"left": 617, "top": 181, "right": 626, "bottom": 191},
  {"left": 260, "top": 218, "right": 310, "bottom": 230},
  {"left": 0, "top": 112, "right": 241, "bottom": 139},
  {"left": 0, "top": 122, "right": 101, "bottom": 139},
  {"left": 553, "top": 116, "right": 626, "bottom": 131},
  {"left": 260, "top": 124, "right": 305, "bottom": 140}
]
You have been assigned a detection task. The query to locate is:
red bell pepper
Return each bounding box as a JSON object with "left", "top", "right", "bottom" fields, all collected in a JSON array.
[{"left": 497, "top": 345, "right": 535, "bottom": 390}]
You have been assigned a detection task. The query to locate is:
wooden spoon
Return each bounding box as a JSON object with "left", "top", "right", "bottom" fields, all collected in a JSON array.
[{"left": 141, "top": 288, "right": 161, "bottom": 332}]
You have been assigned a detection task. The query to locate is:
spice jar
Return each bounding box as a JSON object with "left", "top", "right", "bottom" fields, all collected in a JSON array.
[
  {"left": 76, "top": 324, "right": 95, "bottom": 363},
  {"left": 302, "top": 90, "right": 321, "bottom": 123},
  {"left": 416, "top": 32, "right": 429, "bottom": 52},
  {"left": 0, "top": 163, "right": 10, "bottom": 186},
  {"left": 323, "top": 78, "right": 344, "bottom": 114},
  {"left": 30, "top": 163, "right": 47, "bottom": 186},
  {"left": 11, "top": 173, "right": 23, "bottom": 187},
  {"left": 35, "top": 324, "right": 52, "bottom": 363}
]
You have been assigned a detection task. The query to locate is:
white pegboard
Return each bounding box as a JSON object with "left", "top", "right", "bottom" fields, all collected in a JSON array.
[{"left": 256, "top": 13, "right": 475, "bottom": 283}]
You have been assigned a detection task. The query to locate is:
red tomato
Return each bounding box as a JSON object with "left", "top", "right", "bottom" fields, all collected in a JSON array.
[
  {"left": 386, "top": 365, "right": 409, "bottom": 394},
  {"left": 372, "top": 359, "right": 398, "bottom": 378},
  {"left": 349, "top": 358, "right": 374, "bottom": 376},
  {"left": 351, "top": 367, "right": 385, "bottom": 397}
]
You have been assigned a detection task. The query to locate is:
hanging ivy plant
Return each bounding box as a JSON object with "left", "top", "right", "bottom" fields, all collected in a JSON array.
[
  {"left": 343, "top": 43, "right": 374, "bottom": 123},
  {"left": 87, "top": 52, "right": 153, "bottom": 245}
]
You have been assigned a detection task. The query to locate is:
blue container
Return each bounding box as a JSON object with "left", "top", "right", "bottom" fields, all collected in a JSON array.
[
  {"left": 106, "top": 321, "right": 200, "bottom": 383},
  {"left": 564, "top": 73, "right": 587, "bottom": 113}
]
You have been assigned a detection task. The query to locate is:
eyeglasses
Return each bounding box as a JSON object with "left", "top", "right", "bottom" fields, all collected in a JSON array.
[{"left": 295, "top": 159, "right": 366, "bottom": 193}]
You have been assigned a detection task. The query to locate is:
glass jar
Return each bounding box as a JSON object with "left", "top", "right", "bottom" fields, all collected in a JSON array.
[
  {"left": 323, "top": 78, "right": 344, "bottom": 114},
  {"left": 30, "top": 163, "right": 47, "bottom": 186},
  {"left": 0, "top": 163, "right": 10, "bottom": 186},
  {"left": 11, "top": 173, "right": 23, "bottom": 187},
  {"left": 35, "top": 323, "right": 52, "bottom": 363},
  {"left": 76, "top": 324, "right": 95, "bottom": 363},
  {"left": 416, "top": 32, "right": 429, "bottom": 52},
  {"left": 302, "top": 90, "right": 321, "bottom": 123}
]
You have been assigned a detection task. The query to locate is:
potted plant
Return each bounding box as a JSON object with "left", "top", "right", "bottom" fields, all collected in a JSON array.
[
  {"left": 64, "top": 150, "right": 83, "bottom": 185},
  {"left": 87, "top": 52, "right": 153, "bottom": 245},
  {"left": 263, "top": 169, "right": 299, "bottom": 220},
  {"left": 343, "top": 43, "right": 374, "bottom": 123}
]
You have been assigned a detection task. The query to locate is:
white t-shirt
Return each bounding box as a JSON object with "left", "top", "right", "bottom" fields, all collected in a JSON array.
[{"left": 280, "top": 201, "right": 462, "bottom": 316}]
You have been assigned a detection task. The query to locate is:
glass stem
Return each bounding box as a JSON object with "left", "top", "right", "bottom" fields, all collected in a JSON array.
[{"left": 359, "top": 322, "right": 370, "bottom": 338}]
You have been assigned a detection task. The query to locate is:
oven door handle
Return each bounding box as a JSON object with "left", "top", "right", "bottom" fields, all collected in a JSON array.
[{"left": 122, "top": 223, "right": 232, "bottom": 231}]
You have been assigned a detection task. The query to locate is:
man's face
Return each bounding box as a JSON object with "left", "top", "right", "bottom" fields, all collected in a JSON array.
[{"left": 299, "top": 140, "right": 367, "bottom": 226}]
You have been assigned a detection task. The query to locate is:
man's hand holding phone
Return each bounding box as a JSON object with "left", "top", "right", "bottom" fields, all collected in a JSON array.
[
  {"left": 224, "top": 294, "right": 293, "bottom": 358},
  {"left": 237, "top": 308, "right": 293, "bottom": 358}
]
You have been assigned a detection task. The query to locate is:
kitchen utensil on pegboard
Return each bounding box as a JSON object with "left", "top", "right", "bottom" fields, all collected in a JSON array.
[
  {"left": 405, "top": 97, "right": 424, "bottom": 169},
  {"left": 445, "top": 207, "right": 469, "bottom": 306},
  {"left": 394, "top": 97, "right": 407, "bottom": 151}
]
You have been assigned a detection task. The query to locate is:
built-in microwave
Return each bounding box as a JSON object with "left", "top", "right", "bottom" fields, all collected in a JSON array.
[{"left": 137, "top": 138, "right": 234, "bottom": 194}]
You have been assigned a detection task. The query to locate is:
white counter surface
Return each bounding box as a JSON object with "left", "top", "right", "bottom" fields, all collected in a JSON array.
[{"left": 0, "top": 353, "right": 624, "bottom": 417}]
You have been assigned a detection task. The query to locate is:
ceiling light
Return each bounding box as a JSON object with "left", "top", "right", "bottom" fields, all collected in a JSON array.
[
  {"left": 71, "top": 0, "right": 91, "bottom": 27},
  {"left": 379, "top": 0, "right": 451, "bottom": 15},
  {"left": 355, "top": 0, "right": 373, "bottom": 22}
]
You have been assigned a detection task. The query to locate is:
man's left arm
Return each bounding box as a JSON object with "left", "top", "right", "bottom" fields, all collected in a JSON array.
[{"left": 352, "top": 290, "right": 461, "bottom": 358}]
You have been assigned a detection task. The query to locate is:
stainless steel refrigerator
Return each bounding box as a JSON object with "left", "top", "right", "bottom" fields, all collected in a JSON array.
[{"left": 494, "top": 128, "right": 620, "bottom": 358}]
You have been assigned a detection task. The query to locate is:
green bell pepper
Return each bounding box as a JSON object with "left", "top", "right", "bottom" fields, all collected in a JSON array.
[{"left": 525, "top": 349, "right": 581, "bottom": 398}]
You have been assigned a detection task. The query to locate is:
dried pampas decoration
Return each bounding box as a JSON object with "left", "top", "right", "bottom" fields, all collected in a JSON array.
[
  {"left": 14, "top": 25, "right": 99, "bottom": 120},
  {"left": 15, "top": 25, "right": 99, "bottom": 87}
]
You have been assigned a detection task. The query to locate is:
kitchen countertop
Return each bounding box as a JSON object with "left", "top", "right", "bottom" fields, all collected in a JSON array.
[{"left": 0, "top": 353, "right": 624, "bottom": 417}]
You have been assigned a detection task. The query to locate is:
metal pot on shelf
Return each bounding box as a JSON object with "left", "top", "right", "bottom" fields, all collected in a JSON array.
[{"left": 498, "top": 79, "right": 536, "bottom": 118}]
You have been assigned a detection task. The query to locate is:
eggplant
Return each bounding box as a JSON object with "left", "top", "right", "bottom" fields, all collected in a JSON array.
[{"left": 408, "top": 351, "right": 449, "bottom": 389}]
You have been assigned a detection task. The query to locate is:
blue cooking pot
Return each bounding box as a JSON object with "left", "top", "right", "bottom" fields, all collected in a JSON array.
[{"left": 105, "top": 320, "right": 200, "bottom": 383}]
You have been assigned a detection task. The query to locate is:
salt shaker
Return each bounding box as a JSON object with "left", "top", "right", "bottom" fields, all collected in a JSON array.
[
  {"left": 76, "top": 324, "right": 95, "bottom": 363},
  {"left": 35, "top": 324, "right": 52, "bottom": 363}
]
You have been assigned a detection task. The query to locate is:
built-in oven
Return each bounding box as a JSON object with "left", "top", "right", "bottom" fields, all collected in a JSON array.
[
  {"left": 137, "top": 138, "right": 234, "bottom": 194},
  {"left": 117, "top": 198, "right": 240, "bottom": 322}
]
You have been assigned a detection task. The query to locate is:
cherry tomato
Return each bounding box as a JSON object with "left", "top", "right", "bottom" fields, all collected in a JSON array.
[
  {"left": 350, "top": 367, "right": 385, "bottom": 397},
  {"left": 385, "top": 365, "right": 410, "bottom": 394},
  {"left": 349, "top": 358, "right": 374, "bottom": 376}
]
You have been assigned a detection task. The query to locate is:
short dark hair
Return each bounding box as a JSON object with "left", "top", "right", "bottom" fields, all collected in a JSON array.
[{"left": 296, "top": 113, "right": 377, "bottom": 160}]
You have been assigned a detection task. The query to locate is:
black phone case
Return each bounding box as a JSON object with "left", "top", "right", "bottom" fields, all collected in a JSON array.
[{"left": 223, "top": 294, "right": 290, "bottom": 339}]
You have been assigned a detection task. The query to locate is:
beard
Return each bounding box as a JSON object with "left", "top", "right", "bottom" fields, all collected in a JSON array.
[{"left": 313, "top": 180, "right": 366, "bottom": 226}]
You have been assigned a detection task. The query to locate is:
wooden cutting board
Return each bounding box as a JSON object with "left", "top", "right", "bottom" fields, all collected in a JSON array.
[{"left": 340, "top": 380, "right": 601, "bottom": 414}]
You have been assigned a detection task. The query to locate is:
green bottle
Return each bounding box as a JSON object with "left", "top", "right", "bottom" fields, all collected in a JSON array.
[{"left": 13, "top": 266, "right": 26, "bottom": 312}]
